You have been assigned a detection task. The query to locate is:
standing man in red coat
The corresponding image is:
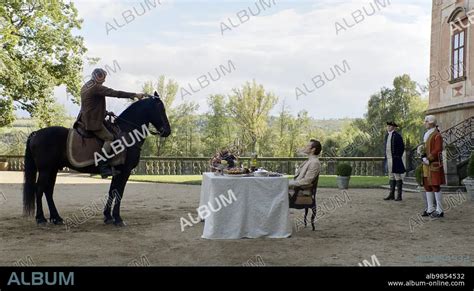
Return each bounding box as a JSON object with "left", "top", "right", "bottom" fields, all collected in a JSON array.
[{"left": 420, "top": 115, "right": 445, "bottom": 218}]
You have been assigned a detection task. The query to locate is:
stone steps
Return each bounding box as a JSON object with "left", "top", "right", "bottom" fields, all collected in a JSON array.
[{"left": 381, "top": 176, "right": 466, "bottom": 194}]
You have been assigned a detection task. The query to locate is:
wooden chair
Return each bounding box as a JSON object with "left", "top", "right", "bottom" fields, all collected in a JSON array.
[{"left": 289, "top": 175, "right": 320, "bottom": 231}]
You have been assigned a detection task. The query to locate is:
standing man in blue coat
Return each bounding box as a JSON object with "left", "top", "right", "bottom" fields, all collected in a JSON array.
[{"left": 384, "top": 121, "right": 406, "bottom": 201}]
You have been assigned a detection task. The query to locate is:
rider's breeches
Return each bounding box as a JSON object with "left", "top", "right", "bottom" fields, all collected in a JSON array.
[{"left": 93, "top": 125, "right": 114, "bottom": 155}]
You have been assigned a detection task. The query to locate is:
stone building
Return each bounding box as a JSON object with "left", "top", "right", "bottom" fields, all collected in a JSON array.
[
  {"left": 402, "top": 0, "right": 474, "bottom": 190},
  {"left": 428, "top": 0, "right": 474, "bottom": 127}
]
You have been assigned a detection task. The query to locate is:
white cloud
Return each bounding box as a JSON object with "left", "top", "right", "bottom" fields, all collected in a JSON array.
[{"left": 49, "top": 0, "right": 431, "bottom": 119}]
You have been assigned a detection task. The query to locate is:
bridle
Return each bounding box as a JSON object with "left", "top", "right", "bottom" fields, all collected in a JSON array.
[
  {"left": 114, "top": 115, "right": 161, "bottom": 136},
  {"left": 110, "top": 95, "right": 166, "bottom": 136}
]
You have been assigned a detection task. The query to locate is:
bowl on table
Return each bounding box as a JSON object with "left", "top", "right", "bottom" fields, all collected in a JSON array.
[{"left": 254, "top": 168, "right": 269, "bottom": 177}]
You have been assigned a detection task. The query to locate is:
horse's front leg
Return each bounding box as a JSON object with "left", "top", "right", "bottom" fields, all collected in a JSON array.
[
  {"left": 111, "top": 171, "right": 131, "bottom": 227},
  {"left": 103, "top": 185, "right": 115, "bottom": 225}
]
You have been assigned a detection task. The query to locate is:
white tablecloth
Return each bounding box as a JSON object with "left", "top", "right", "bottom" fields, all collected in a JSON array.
[{"left": 199, "top": 172, "right": 292, "bottom": 239}]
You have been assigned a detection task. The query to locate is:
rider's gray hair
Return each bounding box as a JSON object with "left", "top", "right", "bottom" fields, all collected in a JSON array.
[{"left": 92, "top": 68, "right": 107, "bottom": 83}]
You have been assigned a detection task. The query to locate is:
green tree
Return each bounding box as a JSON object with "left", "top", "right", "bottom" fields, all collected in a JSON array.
[
  {"left": 279, "top": 110, "right": 313, "bottom": 157},
  {"left": 0, "top": 0, "right": 87, "bottom": 126},
  {"left": 169, "top": 102, "right": 200, "bottom": 156},
  {"left": 227, "top": 80, "right": 278, "bottom": 154},
  {"left": 142, "top": 75, "right": 178, "bottom": 109},
  {"left": 142, "top": 76, "right": 179, "bottom": 156},
  {"left": 203, "top": 94, "right": 234, "bottom": 156},
  {"left": 390, "top": 74, "right": 428, "bottom": 148},
  {"left": 32, "top": 98, "right": 70, "bottom": 128},
  {"left": 262, "top": 102, "right": 323, "bottom": 157},
  {"left": 342, "top": 74, "right": 428, "bottom": 156},
  {"left": 0, "top": 96, "right": 14, "bottom": 127},
  {"left": 270, "top": 102, "right": 292, "bottom": 157},
  {"left": 322, "top": 137, "right": 341, "bottom": 158},
  {"left": 142, "top": 76, "right": 202, "bottom": 156}
]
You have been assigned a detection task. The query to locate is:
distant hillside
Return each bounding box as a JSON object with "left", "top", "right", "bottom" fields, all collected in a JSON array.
[
  {"left": 0, "top": 118, "right": 75, "bottom": 134},
  {"left": 312, "top": 118, "right": 354, "bottom": 133},
  {"left": 4, "top": 117, "right": 354, "bottom": 135},
  {"left": 9, "top": 118, "right": 36, "bottom": 128}
]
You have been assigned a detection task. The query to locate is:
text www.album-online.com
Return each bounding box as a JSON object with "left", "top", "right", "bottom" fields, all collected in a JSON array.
[{"left": 386, "top": 280, "right": 465, "bottom": 288}]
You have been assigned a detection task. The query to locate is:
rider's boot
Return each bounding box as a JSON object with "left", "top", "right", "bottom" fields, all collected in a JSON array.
[{"left": 99, "top": 141, "right": 121, "bottom": 178}]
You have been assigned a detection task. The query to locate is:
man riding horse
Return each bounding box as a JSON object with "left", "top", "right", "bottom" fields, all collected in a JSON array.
[
  {"left": 23, "top": 71, "right": 170, "bottom": 226},
  {"left": 77, "top": 68, "right": 145, "bottom": 178}
]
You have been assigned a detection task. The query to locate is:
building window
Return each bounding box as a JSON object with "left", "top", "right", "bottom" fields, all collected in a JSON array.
[{"left": 452, "top": 29, "right": 466, "bottom": 81}]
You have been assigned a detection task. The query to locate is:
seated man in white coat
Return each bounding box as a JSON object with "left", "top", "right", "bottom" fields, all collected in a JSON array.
[{"left": 289, "top": 139, "right": 322, "bottom": 189}]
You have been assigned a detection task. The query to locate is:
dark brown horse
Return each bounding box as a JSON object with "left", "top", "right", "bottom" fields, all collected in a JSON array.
[{"left": 23, "top": 93, "right": 171, "bottom": 226}]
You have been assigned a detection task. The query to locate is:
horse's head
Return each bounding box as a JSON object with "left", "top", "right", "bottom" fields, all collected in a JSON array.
[{"left": 148, "top": 91, "right": 171, "bottom": 137}]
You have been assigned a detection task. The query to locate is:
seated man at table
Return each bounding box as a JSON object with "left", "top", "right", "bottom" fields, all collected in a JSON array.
[{"left": 289, "top": 139, "right": 322, "bottom": 190}]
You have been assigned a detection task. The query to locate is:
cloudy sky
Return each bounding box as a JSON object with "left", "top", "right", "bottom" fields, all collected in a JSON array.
[{"left": 47, "top": 0, "right": 432, "bottom": 119}]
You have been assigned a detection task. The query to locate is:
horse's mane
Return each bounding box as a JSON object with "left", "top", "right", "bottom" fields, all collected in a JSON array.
[{"left": 119, "top": 98, "right": 153, "bottom": 118}]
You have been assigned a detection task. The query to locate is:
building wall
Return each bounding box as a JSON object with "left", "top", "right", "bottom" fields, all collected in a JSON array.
[{"left": 428, "top": 0, "right": 474, "bottom": 129}]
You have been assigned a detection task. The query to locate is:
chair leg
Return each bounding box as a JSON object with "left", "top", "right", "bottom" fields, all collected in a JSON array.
[
  {"left": 304, "top": 208, "right": 308, "bottom": 228},
  {"left": 311, "top": 206, "right": 316, "bottom": 231}
]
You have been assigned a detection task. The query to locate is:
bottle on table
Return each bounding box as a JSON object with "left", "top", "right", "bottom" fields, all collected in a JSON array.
[{"left": 250, "top": 153, "right": 258, "bottom": 172}]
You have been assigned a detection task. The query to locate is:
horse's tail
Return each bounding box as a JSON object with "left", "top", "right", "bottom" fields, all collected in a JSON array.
[{"left": 23, "top": 133, "right": 37, "bottom": 216}]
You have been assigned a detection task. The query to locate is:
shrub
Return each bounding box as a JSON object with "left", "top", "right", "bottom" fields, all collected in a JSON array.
[
  {"left": 336, "top": 163, "right": 352, "bottom": 177},
  {"left": 415, "top": 164, "right": 423, "bottom": 185}
]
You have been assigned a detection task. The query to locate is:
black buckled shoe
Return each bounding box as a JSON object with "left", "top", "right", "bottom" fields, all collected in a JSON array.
[
  {"left": 421, "top": 210, "right": 433, "bottom": 217},
  {"left": 430, "top": 211, "right": 444, "bottom": 218},
  {"left": 384, "top": 195, "right": 395, "bottom": 201}
]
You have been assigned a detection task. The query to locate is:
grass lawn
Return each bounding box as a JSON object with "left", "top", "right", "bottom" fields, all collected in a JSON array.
[{"left": 127, "top": 175, "right": 388, "bottom": 188}]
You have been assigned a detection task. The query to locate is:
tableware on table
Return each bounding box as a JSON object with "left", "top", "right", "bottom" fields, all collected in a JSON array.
[
  {"left": 223, "top": 173, "right": 248, "bottom": 177},
  {"left": 268, "top": 172, "right": 283, "bottom": 177},
  {"left": 212, "top": 164, "right": 226, "bottom": 176},
  {"left": 254, "top": 168, "right": 269, "bottom": 177},
  {"left": 224, "top": 167, "right": 246, "bottom": 176}
]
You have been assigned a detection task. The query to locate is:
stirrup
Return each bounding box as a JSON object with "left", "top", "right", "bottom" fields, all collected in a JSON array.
[
  {"left": 99, "top": 163, "right": 114, "bottom": 179},
  {"left": 111, "top": 167, "right": 121, "bottom": 177},
  {"left": 100, "top": 168, "right": 121, "bottom": 179}
]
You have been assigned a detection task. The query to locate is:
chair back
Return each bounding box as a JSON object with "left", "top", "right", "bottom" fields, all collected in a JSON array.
[
  {"left": 290, "top": 174, "right": 320, "bottom": 209},
  {"left": 311, "top": 175, "right": 320, "bottom": 199}
]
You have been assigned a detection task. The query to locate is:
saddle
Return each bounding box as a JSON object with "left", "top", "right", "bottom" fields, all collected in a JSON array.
[{"left": 67, "top": 117, "right": 126, "bottom": 168}]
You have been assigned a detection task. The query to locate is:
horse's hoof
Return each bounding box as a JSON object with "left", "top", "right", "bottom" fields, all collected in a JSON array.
[
  {"left": 104, "top": 217, "right": 114, "bottom": 225},
  {"left": 114, "top": 221, "right": 126, "bottom": 227},
  {"left": 50, "top": 217, "right": 64, "bottom": 225},
  {"left": 36, "top": 218, "right": 47, "bottom": 226}
]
